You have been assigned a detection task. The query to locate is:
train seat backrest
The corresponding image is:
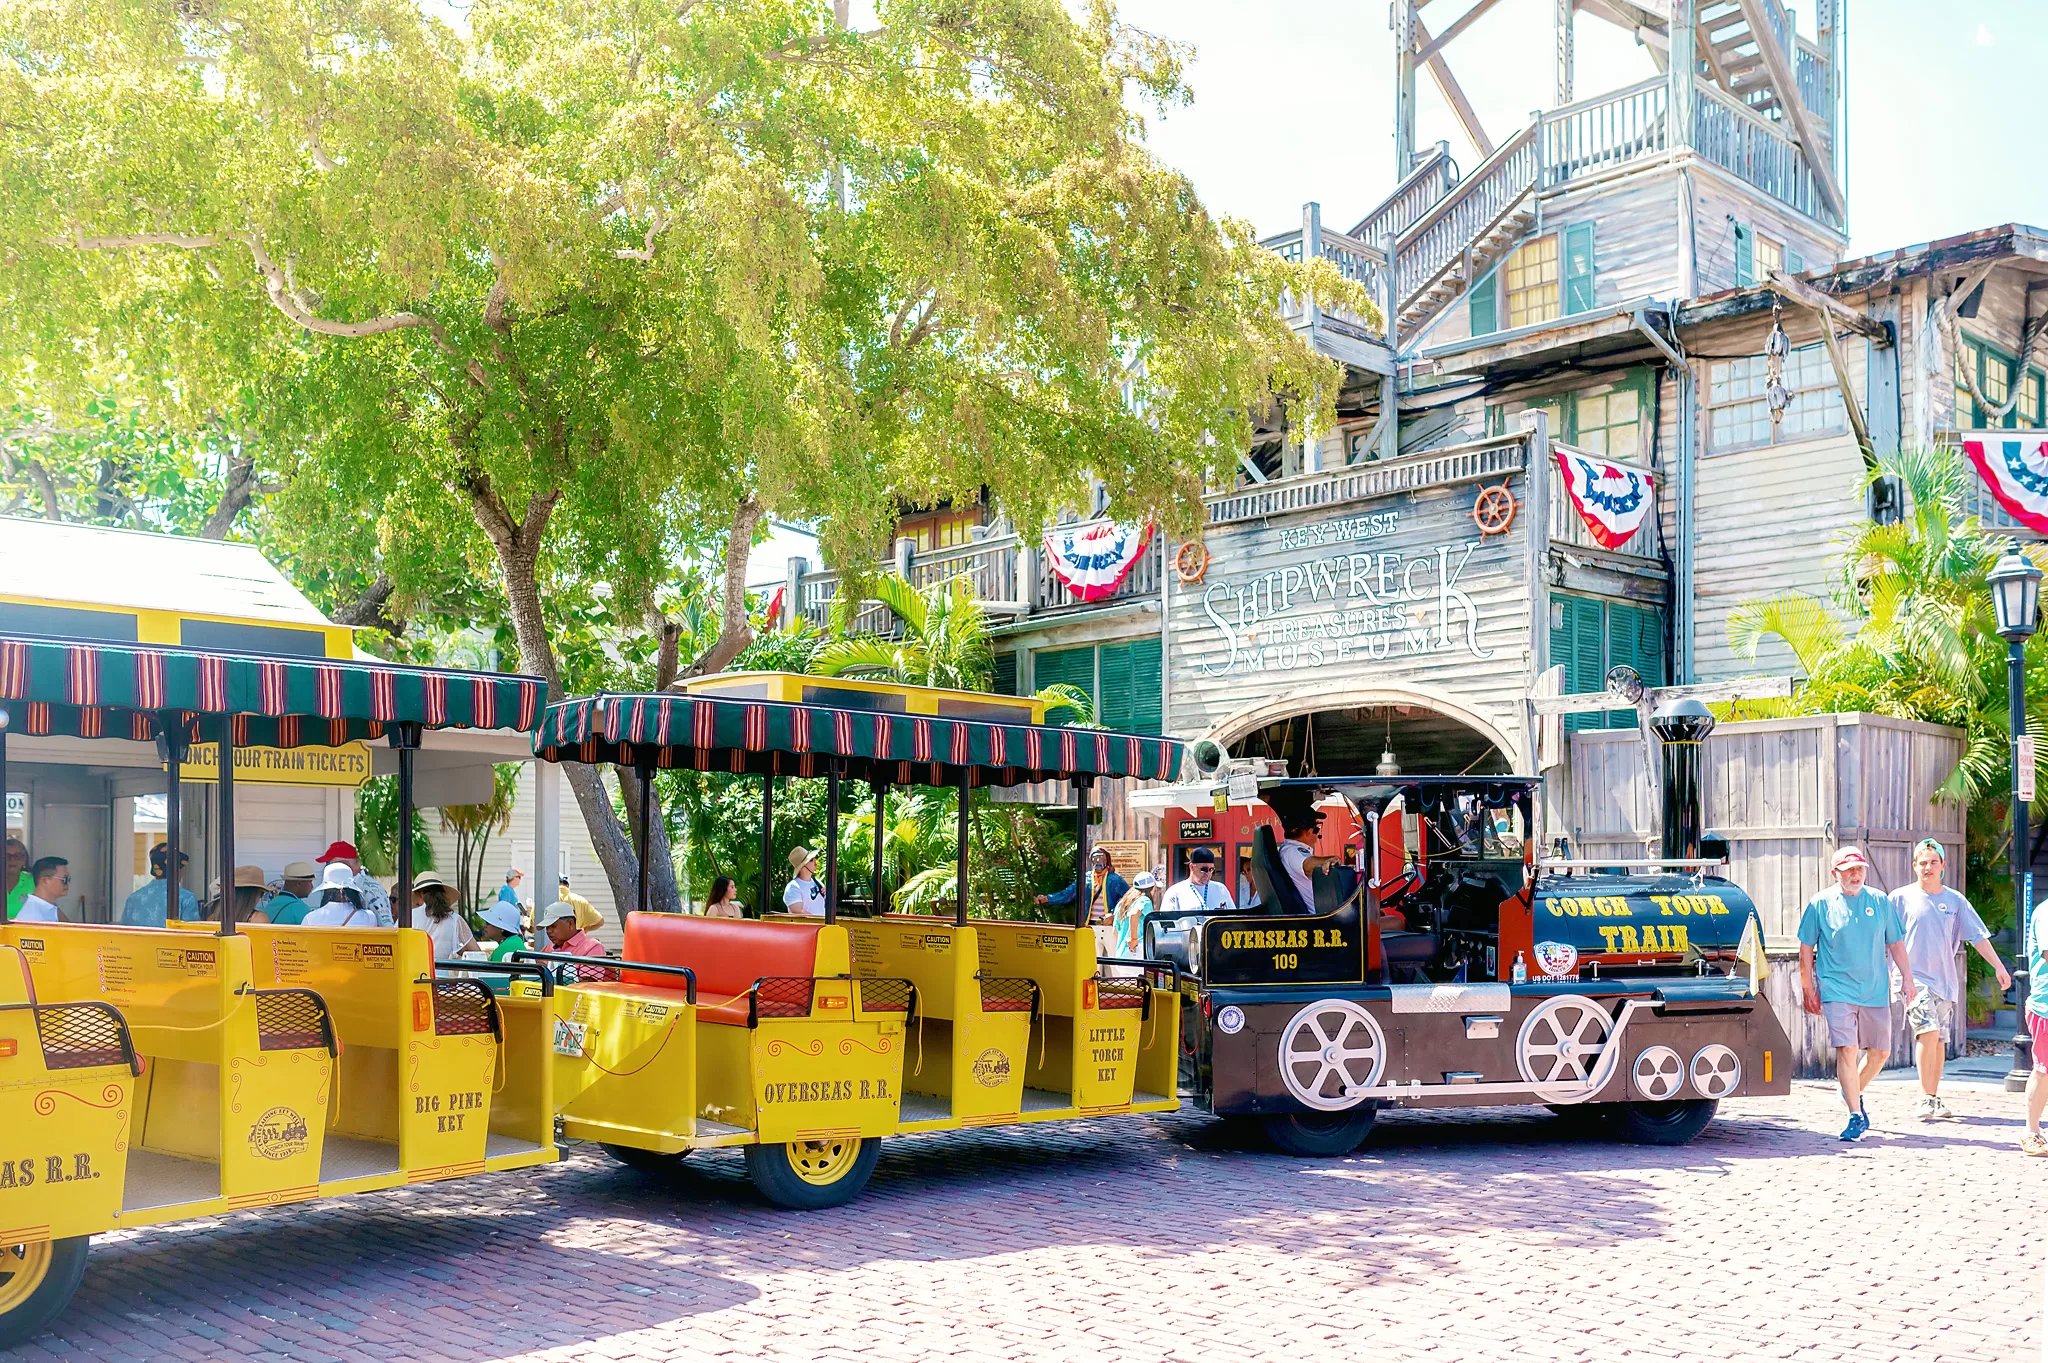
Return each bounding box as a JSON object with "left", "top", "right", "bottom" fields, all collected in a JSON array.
[
  {"left": 1249, "top": 825, "right": 1311, "bottom": 918},
  {"left": 620, "top": 913, "right": 826, "bottom": 999}
]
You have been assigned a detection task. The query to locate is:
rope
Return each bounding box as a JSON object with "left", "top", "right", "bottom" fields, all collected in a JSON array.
[
  {"left": 573, "top": 1018, "right": 681, "bottom": 1079},
  {"left": 124, "top": 989, "right": 252, "bottom": 1036},
  {"left": 1939, "top": 294, "right": 2044, "bottom": 424}
]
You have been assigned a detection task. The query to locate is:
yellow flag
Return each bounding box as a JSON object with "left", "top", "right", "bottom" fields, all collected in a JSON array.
[{"left": 1737, "top": 914, "right": 1772, "bottom": 993}]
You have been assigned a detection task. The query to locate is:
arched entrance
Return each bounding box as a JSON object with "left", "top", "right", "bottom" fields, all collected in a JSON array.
[{"left": 1205, "top": 685, "right": 1523, "bottom": 777}]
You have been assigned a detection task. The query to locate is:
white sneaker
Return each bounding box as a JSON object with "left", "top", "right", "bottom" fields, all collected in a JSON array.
[
  {"left": 1928, "top": 1095, "right": 1954, "bottom": 1121},
  {"left": 1915, "top": 1095, "right": 1939, "bottom": 1122}
]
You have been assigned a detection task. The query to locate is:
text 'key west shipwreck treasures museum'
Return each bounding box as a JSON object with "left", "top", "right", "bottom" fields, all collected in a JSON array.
[{"left": 776, "top": 1, "right": 2048, "bottom": 1074}]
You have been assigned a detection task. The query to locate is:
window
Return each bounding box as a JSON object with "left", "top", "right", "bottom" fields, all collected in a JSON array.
[
  {"left": 992, "top": 652, "right": 1018, "bottom": 696},
  {"left": 1753, "top": 232, "right": 1784, "bottom": 283},
  {"left": 1733, "top": 223, "right": 1752, "bottom": 286},
  {"left": 1503, "top": 235, "right": 1560, "bottom": 329},
  {"left": 1551, "top": 595, "right": 1665, "bottom": 731},
  {"left": 1706, "top": 344, "right": 1846, "bottom": 452},
  {"left": 1030, "top": 639, "right": 1163, "bottom": 733},
  {"left": 1487, "top": 370, "right": 1649, "bottom": 461},
  {"left": 1954, "top": 333, "right": 2046, "bottom": 431}
]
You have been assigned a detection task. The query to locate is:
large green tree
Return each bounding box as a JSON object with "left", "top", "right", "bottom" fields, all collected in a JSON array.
[{"left": 1, "top": 0, "right": 1364, "bottom": 912}]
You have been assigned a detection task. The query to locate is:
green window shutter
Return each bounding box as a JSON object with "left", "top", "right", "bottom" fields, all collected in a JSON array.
[
  {"left": 1734, "top": 224, "right": 1754, "bottom": 287},
  {"left": 1563, "top": 223, "right": 1596, "bottom": 315},
  {"left": 1033, "top": 646, "right": 1096, "bottom": 720},
  {"left": 1605, "top": 603, "right": 1665, "bottom": 727},
  {"left": 1128, "top": 636, "right": 1163, "bottom": 734},
  {"left": 1786, "top": 246, "right": 1804, "bottom": 275},
  {"left": 992, "top": 651, "right": 1018, "bottom": 696},
  {"left": 1551, "top": 596, "right": 1605, "bottom": 734},
  {"left": 1469, "top": 267, "right": 1498, "bottom": 336},
  {"left": 1096, "top": 642, "right": 1135, "bottom": 732}
]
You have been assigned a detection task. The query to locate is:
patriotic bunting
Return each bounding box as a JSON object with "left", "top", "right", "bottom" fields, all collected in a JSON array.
[
  {"left": 1964, "top": 435, "right": 2048, "bottom": 534},
  {"left": 1043, "top": 521, "right": 1155, "bottom": 603},
  {"left": 1554, "top": 450, "right": 1655, "bottom": 551}
]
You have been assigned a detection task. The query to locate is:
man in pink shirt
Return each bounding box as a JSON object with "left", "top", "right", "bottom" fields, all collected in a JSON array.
[{"left": 538, "top": 901, "right": 615, "bottom": 982}]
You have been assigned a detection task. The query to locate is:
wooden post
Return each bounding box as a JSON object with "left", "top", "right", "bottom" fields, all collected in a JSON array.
[
  {"left": 1667, "top": 0, "right": 1695, "bottom": 155},
  {"left": 1554, "top": 0, "right": 1574, "bottom": 107},
  {"left": 1520, "top": 409, "right": 1553, "bottom": 775},
  {"left": 1392, "top": 0, "right": 1417, "bottom": 179}
]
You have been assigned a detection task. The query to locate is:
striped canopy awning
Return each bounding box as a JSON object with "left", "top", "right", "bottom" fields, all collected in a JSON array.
[
  {"left": 0, "top": 635, "right": 547, "bottom": 749},
  {"left": 535, "top": 692, "right": 1182, "bottom": 786}
]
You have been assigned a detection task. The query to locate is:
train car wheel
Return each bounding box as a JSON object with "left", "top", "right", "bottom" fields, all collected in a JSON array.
[
  {"left": 601, "top": 1143, "right": 691, "bottom": 1173},
  {"left": 744, "top": 1136, "right": 882, "bottom": 1210},
  {"left": 1261, "top": 1107, "right": 1379, "bottom": 1157},
  {"left": 0, "top": 1237, "right": 90, "bottom": 1351},
  {"left": 1605, "top": 1099, "right": 1718, "bottom": 1146}
]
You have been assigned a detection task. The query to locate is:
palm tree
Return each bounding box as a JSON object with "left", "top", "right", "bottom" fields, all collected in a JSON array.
[
  {"left": 811, "top": 571, "right": 1094, "bottom": 722},
  {"left": 439, "top": 764, "right": 521, "bottom": 913},
  {"left": 1726, "top": 445, "right": 2047, "bottom": 803}
]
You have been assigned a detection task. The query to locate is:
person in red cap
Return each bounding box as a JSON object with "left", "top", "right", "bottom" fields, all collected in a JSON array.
[
  {"left": 313, "top": 840, "right": 393, "bottom": 927},
  {"left": 1798, "top": 845, "right": 1911, "bottom": 1142}
]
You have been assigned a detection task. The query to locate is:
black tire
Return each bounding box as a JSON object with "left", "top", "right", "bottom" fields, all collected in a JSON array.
[
  {"left": 1262, "top": 1106, "right": 1379, "bottom": 1157},
  {"left": 1544, "top": 1102, "right": 1605, "bottom": 1128},
  {"left": 601, "top": 1142, "right": 691, "bottom": 1173},
  {"left": 1604, "top": 1099, "right": 1718, "bottom": 1146},
  {"left": 0, "top": 1236, "right": 90, "bottom": 1351},
  {"left": 743, "top": 1136, "right": 882, "bottom": 1210}
]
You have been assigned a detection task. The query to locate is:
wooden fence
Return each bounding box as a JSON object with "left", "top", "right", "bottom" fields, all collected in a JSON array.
[{"left": 1564, "top": 713, "right": 1968, "bottom": 1076}]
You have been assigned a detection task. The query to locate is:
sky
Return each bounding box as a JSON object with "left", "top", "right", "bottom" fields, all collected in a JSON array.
[{"left": 1102, "top": 0, "right": 2047, "bottom": 258}]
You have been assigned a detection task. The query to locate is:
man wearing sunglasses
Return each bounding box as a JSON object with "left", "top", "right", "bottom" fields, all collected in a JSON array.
[{"left": 16, "top": 855, "right": 69, "bottom": 923}]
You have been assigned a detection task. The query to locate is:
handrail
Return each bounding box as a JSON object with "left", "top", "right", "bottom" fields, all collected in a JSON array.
[
  {"left": 434, "top": 957, "right": 556, "bottom": 998},
  {"left": 1097, "top": 956, "right": 1182, "bottom": 995},
  {"left": 1395, "top": 122, "right": 1538, "bottom": 253},
  {"left": 1393, "top": 123, "right": 1541, "bottom": 311},
  {"left": 510, "top": 949, "right": 695, "bottom": 1001},
  {"left": 1351, "top": 143, "right": 1457, "bottom": 242}
]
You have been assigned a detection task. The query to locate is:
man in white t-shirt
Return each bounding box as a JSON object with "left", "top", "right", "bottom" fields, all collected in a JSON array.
[
  {"left": 1162, "top": 847, "right": 1236, "bottom": 919},
  {"left": 1890, "top": 838, "right": 2009, "bottom": 1121},
  {"left": 783, "top": 846, "right": 826, "bottom": 916},
  {"left": 16, "top": 856, "right": 69, "bottom": 923},
  {"left": 1275, "top": 807, "right": 1337, "bottom": 911}
]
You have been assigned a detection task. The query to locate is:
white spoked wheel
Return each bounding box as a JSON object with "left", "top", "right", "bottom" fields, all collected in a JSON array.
[
  {"left": 1630, "top": 1045, "right": 1685, "bottom": 1101},
  {"left": 1690, "top": 1044, "right": 1742, "bottom": 1099},
  {"left": 1278, "top": 1000, "right": 1387, "bottom": 1111},
  {"left": 1516, "top": 996, "right": 1615, "bottom": 1104}
]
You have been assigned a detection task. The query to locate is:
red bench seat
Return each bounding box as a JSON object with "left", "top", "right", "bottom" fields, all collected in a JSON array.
[{"left": 617, "top": 913, "right": 831, "bottom": 1026}]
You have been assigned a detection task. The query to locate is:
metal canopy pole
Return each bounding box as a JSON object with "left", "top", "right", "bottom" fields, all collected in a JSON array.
[
  {"left": 392, "top": 722, "right": 421, "bottom": 930},
  {"left": 217, "top": 716, "right": 236, "bottom": 936},
  {"left": 871, "top": 779, "right": 888, "bottom": 915},
  {"left": 636, "top": 762, "right": 654, "bottom": 917},
  {"left": 0, "top": 714, "right": 9, "bottom": 887},
  {"left": 1071, "top": 776, "right": 1093, "bottom": 930},
  {"left": 954, "top": 767, "right": 970, "bottom": 927},
  {"left": 759, "top": 773, "right": 775, "bottom": 920},
  {"left": 157, "top": 712, "right": 190, "bottom": 926},
  {"left": 823, "top": 762, "right": 841, "bottom": 925}
]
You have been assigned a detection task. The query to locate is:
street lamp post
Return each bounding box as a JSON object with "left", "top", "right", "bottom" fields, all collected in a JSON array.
[{"left": 1989, "top": 546, "right": 2042, "bottom": 1092}]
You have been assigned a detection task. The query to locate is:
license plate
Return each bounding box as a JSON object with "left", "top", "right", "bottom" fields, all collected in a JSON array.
[{"left": 552, "top": 1019, "right": 589, "bottom": 1057}]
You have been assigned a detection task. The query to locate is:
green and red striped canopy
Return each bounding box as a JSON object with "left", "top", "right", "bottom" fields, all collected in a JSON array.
[
  {"left": 0, "top": 635, "right": 547, "bottom": 749},
  {"left": 535, "top": 692, "right": 1182, "bottom": 786}
]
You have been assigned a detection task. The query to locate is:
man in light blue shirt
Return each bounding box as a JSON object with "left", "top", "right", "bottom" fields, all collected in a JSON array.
[
  {"left": 1891, "top": 839, "right": 2008, "bottom": 1121},
  {"left": 120, "top": 843, "right": 201, "bottom": 926},
  {"left": 2024, "top": 897, "right": 2048, "bottom": 1156},
  {"left": 1798, "top": 846, "right": 1912, "bottom": 1142}
]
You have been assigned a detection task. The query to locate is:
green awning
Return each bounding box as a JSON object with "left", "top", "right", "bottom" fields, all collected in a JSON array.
[
  {"left": 535, "top": 692, "right": 1182, "bottom": 786},
  {"left": 0, "top": 634, "right": 547, "bottom": 748}
]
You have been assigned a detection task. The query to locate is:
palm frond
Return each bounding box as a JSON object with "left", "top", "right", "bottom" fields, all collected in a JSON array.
[
  {"left": 811, "top": 636, "right": 921, "bottom": 678},
  {"left": 1725, "top": 593, "right": 1844, "bottom": 675},
  {"left": 1035, "top": 683, "right": 1095, "bottom": 725}
]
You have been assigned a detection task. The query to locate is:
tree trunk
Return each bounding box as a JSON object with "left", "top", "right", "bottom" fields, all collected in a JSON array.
[
  {"left": 679, "top": 496, "right": 765, "bottom": 680},
  {"left": 462, "top": 470, "right": 682, "bottom": 921}
]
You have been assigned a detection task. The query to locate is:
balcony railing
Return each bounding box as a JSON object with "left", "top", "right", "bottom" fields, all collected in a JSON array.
[
  {"left": 1394, "top": 124, "right": 1541, "bottom": 313},
  {"left": 1539, "top": 78, "right": 1669, "bottom": 189},
  {"left": 794, "top": 530, "right": 1163, "bottom": 634},
  {"left": 1260, "top": 219, "right": 1390, "bottom": 340},
  {"left": 1692, "top": 80, "right": 1840, "bottom": 228}
]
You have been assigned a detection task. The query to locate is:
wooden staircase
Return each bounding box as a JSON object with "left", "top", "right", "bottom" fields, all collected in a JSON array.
[{"left": 1390, "top": 123, "right": 1542, "bottom": 336}]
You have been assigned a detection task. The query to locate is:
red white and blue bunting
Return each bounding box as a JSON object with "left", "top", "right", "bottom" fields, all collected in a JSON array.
[
  {"left": 1554, "top": 450, "right": 1655, "bottom": 551},
  {"left": 1964, "top": 435, "right": 2048, "bottom": 534},
  {"left": 1043, "top": 520, "right": 1155, "bottom": 602}
]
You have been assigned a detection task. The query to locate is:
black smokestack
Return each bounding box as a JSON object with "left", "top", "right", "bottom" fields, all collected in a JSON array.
[{"left": 1649, "top": 699, "right": 1716, "bottom": 861}]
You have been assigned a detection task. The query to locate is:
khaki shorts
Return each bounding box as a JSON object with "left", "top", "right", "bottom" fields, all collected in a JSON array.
[
  {"left": 1905, "top": 990, "right": 1954, "bottom": 1038},
  {"left": 1822, "top": 1001, "right": 1891, "bottom": 1049}
]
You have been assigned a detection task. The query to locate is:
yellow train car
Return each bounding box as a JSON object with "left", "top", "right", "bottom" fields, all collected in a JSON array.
[
  {"left": 0, "top": 632, "right": 555, "bottom": 1347},
  {"left": 526, "top": 676, "right": 1184, "bottom": 1207}
]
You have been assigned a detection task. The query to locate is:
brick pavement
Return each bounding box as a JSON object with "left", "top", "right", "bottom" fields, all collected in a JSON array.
[{"left": 5, "top": 1081, "right": 2041, "bottom": 1363}]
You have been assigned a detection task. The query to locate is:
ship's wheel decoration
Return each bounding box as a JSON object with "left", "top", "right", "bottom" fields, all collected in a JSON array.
[
  {"left": 1174, "top": 540, "right": 1211, "bottom": 585},
  {"left": 1472, "top": 483, "right": 1517, "bottom": 535}
]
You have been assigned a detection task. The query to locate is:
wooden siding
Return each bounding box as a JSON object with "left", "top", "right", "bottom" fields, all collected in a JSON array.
[
  {"left": 1170, "top": 453, "right": 1538, "bottom": 767},
  {"left": 1688, "top": 163, "right": 1843, "bottom": 295},
  {"left": 1540, "top": 170, "right": 1688, "bottom": 315},
  {"left": 421, "top": 763, "right": 623, "bottom": 949}
]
